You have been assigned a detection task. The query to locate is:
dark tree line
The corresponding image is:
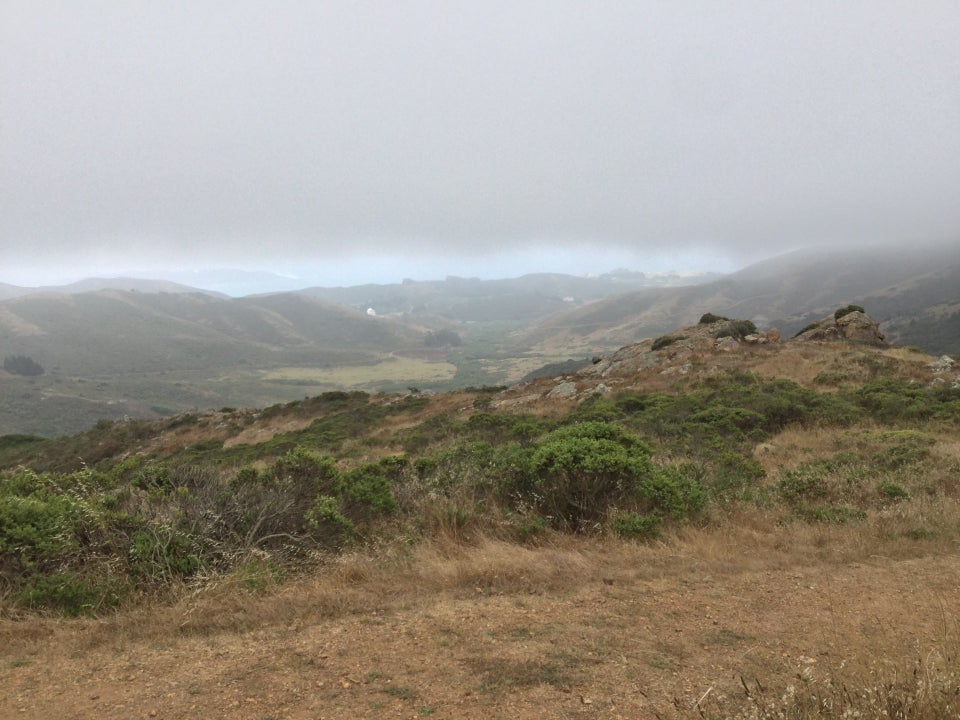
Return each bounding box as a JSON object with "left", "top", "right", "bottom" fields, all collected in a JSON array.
[
  {"left": 423, "top": 329, "right": 462, "bottom": 347},
  {"left": 3, "top": 354, "right": 44, "bottom": 376}
]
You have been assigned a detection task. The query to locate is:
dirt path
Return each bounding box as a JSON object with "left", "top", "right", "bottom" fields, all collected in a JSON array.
[{"left": 4, "top": 553, "right": 959, "bottom": 719}]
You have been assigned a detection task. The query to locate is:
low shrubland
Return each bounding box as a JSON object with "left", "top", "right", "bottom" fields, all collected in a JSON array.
[{"left": 1, "top": 372, "right": 958, "bottom": 618}]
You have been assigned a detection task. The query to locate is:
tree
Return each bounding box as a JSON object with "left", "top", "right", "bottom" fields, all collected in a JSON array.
[
  {"left": 423, "top": 329, "right": 462, "bottom": 347},
  {"left": 3, "top": 355, "right": 44, "bottom": 376}
]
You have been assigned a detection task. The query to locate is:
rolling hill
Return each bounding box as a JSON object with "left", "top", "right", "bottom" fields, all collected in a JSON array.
[
  {"left": 1, "top": 245, "right": 957, "bottom": 437},
  {"left": 0, "top": 290, "right": 424, "bottom": 435},
  {"left": 518, "top": 242, "right": 960, "bottom": 357}
]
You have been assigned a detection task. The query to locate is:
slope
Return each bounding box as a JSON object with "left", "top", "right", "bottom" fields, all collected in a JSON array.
[
  {"left": 518, "top": 242, "right": 960, "bottom": 356},
  {"left": 0, "top": 290, "right": 424, "bottom": 435}
]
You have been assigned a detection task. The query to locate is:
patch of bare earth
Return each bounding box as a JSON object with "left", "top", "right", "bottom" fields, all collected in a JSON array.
[{"left": 4, "top": 531, "right": 958, "bottom": 720}]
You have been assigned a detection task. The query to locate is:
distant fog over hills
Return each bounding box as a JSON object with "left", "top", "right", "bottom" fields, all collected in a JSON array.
[{"left": 0, "top": 267, "right": 722, "bottom": 300}]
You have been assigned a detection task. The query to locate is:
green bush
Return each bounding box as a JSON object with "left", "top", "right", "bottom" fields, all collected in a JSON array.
[
  {"left": 611, "top": 512, "right": 661, "bottom": 539},
  {"left": 710, "top": 451, "right": 766, "bottom": 496},
  {"left": 699, "top": 313, "right": 728, "bottom": 324},
  {"left": 834, "top": 304, "right": 865, "bottom": 320},
  {"left": 797, "top": 505, "right": 867, "bottom": 524},
  {"left": 524, "top": 422, "right": 655, "bottom": 529},
  {"left": 0, "top": 491, "right": 78, "bottom": 567},
  {"left": 715, "top": 320, "right": 757, "bottom": 341},
  {"left": 513, "top": 514, "right": 547, "bottom": 540},
  {"left": 129, "top": 525, "right": 200, "bottom": 580},
  {"left": 651, "top": 335, "right": 684, "bottom": 351},
  {"left": 498, "top": 422, "right": 706, "bottom": 531},
  {"left": 645, "top": 464, "right": 709, "bottom": 517},
  {"left": 15, "top": 572, "right": 118, "bottom": 616},
  {"left": 878, "top": 481, "right": 909, "bottom": 500},
  {"left": 3, "top": 354, "right": 44, "bottom": 376},
  {"left": 778, "top": 464, "right": 830, "bottom": 501},
  {"left": 338, "top": 460, "right": 400, "bottom": 518},
  {"left": 305, "top": 495, "right": 355, "bottom": 544}
]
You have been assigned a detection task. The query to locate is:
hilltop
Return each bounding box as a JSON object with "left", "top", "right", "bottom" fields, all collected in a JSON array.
[{"left": 519, "top": 242, "right": 960, "bottom": 357}]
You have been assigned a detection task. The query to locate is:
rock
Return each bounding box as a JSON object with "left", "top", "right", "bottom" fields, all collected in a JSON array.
[
  {"left": 835, "top": 310, "right": 886, "bottom": 345},
  {"left": 715, "top": 336, "right": 739, "bottom": 351},
  {"left": 547, "top": 381, "right": 578, "bottom": 399},
  {"left": 930, "top": 355, "right": 955, "bottom": 372},
  {"left": 797, "top": 310, "right": 886, "bottom": 346}
]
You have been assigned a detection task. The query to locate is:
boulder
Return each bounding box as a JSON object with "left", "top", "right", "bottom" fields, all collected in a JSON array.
[
  {"left": 835, "top": 310, "right": 886, "bottom": 346},
  {"left": 930, "top": 355, "right": 955, "bottom": 372},
  {"left": 796, "top": 310, "right": 886, "bottom": 346}
]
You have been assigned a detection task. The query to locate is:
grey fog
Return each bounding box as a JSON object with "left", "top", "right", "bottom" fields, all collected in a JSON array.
[{"left": 2, "top": 1, "right": 958, "bottom": 292}]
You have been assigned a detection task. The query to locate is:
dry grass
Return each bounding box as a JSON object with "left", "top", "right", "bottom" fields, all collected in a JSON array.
[
  {"left": 262, "top": 356, "right": 457, "bottom": 387},
  {"left": 4, "top": 519, "right": 960, "bottom": 719}
]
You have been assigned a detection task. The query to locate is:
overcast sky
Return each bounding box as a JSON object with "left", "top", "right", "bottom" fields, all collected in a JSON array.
[{"left": 2, "top": 2, "right": 958, "bottom": 288}]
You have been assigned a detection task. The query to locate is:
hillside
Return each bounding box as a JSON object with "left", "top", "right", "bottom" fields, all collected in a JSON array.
[
  {"left": 518, "top": 242, "right": 960, "bottom": 357},
  {"left": 0, "top": 290, "right": 424, "bottom": 435},
  {"left": 1, "top": 247, "right": 958, "bottom": 438},
  {"left": 299, "top": 269, "right": 721, "bottom": 322},
  {"left": 0, "top": 277, "right": 223, "bottom": 300},
  {"left": 2, "top": 309, "right": 959, "bottom": 718}
]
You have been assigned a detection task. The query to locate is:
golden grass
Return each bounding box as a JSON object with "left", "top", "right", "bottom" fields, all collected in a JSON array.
[
  {"left": 262, "top": 355, "right": 457, "bottom": 387},
  {"left": 4, "top": 516, "right": 960, "bottom": 719}
]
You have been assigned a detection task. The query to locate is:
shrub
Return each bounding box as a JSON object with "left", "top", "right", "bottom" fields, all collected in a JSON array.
[
  {"left": 3, "top": 354, "right": 44, "bottom": 376},
  {"left": 797, "top": 505, "right": 867, "bottom": 524},
  {"left": 778, "top": 464, "right": 830, "bottom": 501},
  {"left": 522, "top": 422, "right": 656, "bottom": 530},
  {"left": 645, "top": 464, "right": 709, "bottom": 517},
  {"left": 500, "top": 422, "right": 706, "bottom": 531},
  {"left": 337, "top": 460, "right": 400, "bottom": 518},
  {"left": 611, "top": 512, "right": 661, "bottom": 539},
  {"left": 715, "top": 320, "right": 758, "bottom": 341},
  {"left": 129, "top": 525, "right": 201, "bottom": 580},
  {"left": 0, "top": 492, "right": 78, "bottom": 568},
  {"left": 834, "top": 304, "right": 865, "bottom": 320},
  {"left": 423, "top": 329, "right": 462, "bottom": 347},
  {"left": 710, "top": 451, "right": 766, "bottom": 497},
  {"left": 651, "top": 334, "right": 684, "bottom": 351},
  {"left": 305, "top": 495, "right": 355, "bottom": 543},
  {"left": 699, "top": 313, "right": 728, "bottom": 324},
  {"left": 878, "top": 481, "right": 909, "bottom": 500},
  {"left": 15, "top": 572, "right": 118, "bottom": 616}
]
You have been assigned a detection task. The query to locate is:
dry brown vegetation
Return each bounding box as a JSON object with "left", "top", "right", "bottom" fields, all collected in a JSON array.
[{"left": 3, "top": 515, "right": 959, "bottom": 719}]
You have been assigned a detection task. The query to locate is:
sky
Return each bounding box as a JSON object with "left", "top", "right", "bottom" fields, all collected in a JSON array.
[{"left": 2, "top": 1, "right": 959, "bottom": 290}]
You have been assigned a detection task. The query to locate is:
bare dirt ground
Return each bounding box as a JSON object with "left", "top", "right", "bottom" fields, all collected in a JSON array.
[{"left": 4, "top": 533, "right": 959, "bottom": 720}]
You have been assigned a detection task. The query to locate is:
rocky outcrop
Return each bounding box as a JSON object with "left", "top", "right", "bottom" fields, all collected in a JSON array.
[
  {"left": 796, "top": 310, "right": 887, "bottom": 346},
  {"left": 930, "top": 355, "right": 955, "bottom": 372}
]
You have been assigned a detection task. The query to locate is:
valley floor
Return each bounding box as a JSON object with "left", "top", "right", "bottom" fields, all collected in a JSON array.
[{"left": 3, "top": 531, "right": 958, "bottom": 720}]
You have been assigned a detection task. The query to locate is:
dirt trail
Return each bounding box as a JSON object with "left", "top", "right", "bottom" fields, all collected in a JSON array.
[{"left": 4, "top": 552, "right": 958, "bottom": 719}]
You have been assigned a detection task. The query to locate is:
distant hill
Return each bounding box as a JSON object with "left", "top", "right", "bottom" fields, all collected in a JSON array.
[
  {"left": 0, "top": 290, "right": 424, "bottom": 435},
  {"left": 1, "top": 248, "right": 957, "bottom": 438},
  {"left": 0, "top": 289, "right": 417, "bottom": 376},
  {"left": 519, "top": 243, "right": 960, "bottom": 356},
  {"left": 0, "top": 277, "right": 222, "bottom": 299},
  {"left": 299, "top": 270, "right": 721, "bottom": 322}
]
